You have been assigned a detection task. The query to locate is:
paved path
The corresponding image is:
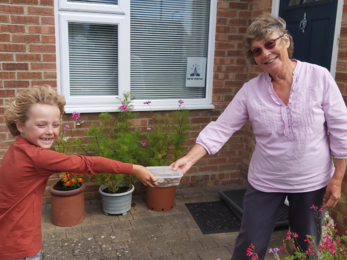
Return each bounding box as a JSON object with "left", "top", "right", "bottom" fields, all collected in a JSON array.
[{"left": 41, "top": 184, "right": 288, "bottom": 260}]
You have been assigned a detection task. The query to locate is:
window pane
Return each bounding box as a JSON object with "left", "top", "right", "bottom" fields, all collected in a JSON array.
[
  {"left": 288, "top": 0, "right": 326, "bottom": 6},
  {"left": 68, "top": 23, "right": 118, "bottom": 96},
  {"left": 67, "top": 0, "right": 118, "bottom": 5},
  {"left": 130, "top": 0, "right": 210, "bottom": 100}
]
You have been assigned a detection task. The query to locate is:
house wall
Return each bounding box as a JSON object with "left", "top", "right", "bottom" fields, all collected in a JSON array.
[
  {"left": 0, "top": 0, "right": 252, "bottom": 203},
  {"left": 1, "top": 0, "right": 347, "bottom": 235}
]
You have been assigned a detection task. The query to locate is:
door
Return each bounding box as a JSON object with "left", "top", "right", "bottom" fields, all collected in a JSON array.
[{"left": 279, "top": 0, "right": 338, "bottom": 70}]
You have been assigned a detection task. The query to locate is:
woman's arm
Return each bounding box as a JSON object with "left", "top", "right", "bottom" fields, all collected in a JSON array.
[{"left": 323, "top": 159, "right": 347, "bottom": 208}]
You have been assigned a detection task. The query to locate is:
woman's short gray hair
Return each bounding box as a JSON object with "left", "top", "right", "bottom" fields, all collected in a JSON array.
[{"left": 243, "top": 13, "right": 294, "bottom": 66}]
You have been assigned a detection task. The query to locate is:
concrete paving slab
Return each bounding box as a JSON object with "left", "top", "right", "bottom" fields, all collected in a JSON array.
[{"left": 40, "top": 184, "right": 291, "bottom": 260}]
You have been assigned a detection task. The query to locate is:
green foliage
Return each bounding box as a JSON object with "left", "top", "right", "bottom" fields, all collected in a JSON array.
[{"left": 53, "top": 92, "right": 191, "bottom": 194}]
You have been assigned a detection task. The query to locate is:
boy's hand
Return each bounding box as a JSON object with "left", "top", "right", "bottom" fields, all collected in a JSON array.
[{"left": 132, "top": 165, "right": 157, "bottom": 187}]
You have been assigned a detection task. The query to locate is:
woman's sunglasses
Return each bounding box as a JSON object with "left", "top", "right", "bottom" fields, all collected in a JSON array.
[{"left": 250, "top": 34, "right": 285, "bottom": 57}]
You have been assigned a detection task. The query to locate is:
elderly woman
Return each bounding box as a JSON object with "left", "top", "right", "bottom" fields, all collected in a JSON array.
[{"left": 172, "top": 13, "right": 347, "bottom": 259}]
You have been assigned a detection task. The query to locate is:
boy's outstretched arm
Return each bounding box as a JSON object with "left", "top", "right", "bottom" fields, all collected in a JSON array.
[{"left": 132, "top": 165, "right": 158, "bottom": 187}]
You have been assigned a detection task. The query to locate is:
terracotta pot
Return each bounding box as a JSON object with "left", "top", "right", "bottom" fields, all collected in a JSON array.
[
  {"left": 146, "top": 186, "right": 177, "bottom": 211},
  {"left": 49, "top": 182, "right": 85, "bottom": 227}
]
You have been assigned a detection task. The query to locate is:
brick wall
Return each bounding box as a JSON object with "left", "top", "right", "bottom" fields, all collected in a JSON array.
[
  {"left": 0, "top": 0, "right": 252, "bottom": 203},
  {"left": 329, "top": 0, "right": 347, "bottom": 235}
]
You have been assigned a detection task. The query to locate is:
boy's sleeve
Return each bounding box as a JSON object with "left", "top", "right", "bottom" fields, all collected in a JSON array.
[{"left": 33, "top": 149, "right": 133, "bottom": 176}]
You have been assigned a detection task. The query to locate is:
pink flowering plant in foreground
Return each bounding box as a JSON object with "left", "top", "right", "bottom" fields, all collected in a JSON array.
[{"left": 247, "top": 205, "right": 347, "bottom": 259}]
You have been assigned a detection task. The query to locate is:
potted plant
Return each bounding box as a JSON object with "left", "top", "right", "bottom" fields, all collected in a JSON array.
[
  {"left": 49, "top": 113, "right": 87, "bottom": 226},
  {"left": 76, "top": 93, "right": 150, "bottom": 215},
  {"left": 142, "top": 99, "right": 190, "bottom": 211},
  {"left": 49, "top": 172, "right": 86, "bottom": 226}
]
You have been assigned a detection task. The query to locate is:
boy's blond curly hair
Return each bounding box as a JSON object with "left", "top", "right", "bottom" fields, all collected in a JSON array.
[{"left": 4, "top": 85, "right": 66, "bottom": 137}]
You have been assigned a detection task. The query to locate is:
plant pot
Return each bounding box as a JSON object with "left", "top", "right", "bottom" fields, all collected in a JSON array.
[
  {"left": 99, "top": 184, "right": 134, "bottom": 215},
  {"left": 146, "top": 185, "right": 177, "bottom": 211},
  {"left": 49, "top": 182, "right": 85, "bottom": 227}
]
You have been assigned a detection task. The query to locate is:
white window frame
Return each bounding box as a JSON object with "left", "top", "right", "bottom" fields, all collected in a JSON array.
[{"left": 55, "top": 0, "right": 216, "bottom": 113}]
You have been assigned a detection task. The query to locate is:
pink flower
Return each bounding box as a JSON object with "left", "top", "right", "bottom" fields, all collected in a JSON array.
[
  {"left": 319, "top": 208, "right": 323, "bottom": 212},
  {"left": 294, "top": 233, "right": 299, "bottom": 238},
  {"left": 178, "top": 100, "right": 184, "bottom": 104},
  {"left": 147, "top": 127, "right": 152, "bottom": 131},
  {"left": 139, "top": 127, "right": 142, "bottom": 130},
  {"left": 310, "top": 204, "right": 315, "bottom": 209},
  {"left": 72, "top": 112, "right": 80, "bottom": 120},
  {"left": 143, "top": 101, "right": 151, "bottom": 105},
  {"left": 119, "top": 103, "right": 129, "bottom": 111},
  {"left": 64, "top": 124, "right": 70, "bottom": 130},
  {"left": 141, "top": 141, "right": 148, "bottom": 147}
]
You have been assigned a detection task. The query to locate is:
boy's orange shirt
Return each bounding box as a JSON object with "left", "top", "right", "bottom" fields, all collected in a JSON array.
[{"left": 0, "top": 136, "right": 133, "bottom": 259}]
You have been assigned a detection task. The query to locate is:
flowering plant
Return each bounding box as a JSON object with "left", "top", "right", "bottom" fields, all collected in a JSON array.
[
  {"left": 247, "top": 206, "right": 347, "bottom": 259},
  {"left": 57, "top": 172, "right": 85, "bottom": 189},
  {"left": 63, "top": 92, "right": 190, "bottom": 194}
]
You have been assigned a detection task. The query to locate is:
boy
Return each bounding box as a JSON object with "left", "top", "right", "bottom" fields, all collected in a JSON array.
[{"left": 0, "top": 85, "right": 157, "bottom": 259}]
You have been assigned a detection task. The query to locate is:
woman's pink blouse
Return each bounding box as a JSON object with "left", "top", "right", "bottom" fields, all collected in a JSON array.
[{"left": 197, "top": 60, "right": 347, "bottom": 193}]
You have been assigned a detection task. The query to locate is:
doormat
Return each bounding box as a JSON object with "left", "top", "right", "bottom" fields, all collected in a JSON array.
[
  {"left": 185, "top": 200, "right": 241, "bottom": 234},
  {"left": 219, "top": 189, "right": 289, "bottom": 228}
]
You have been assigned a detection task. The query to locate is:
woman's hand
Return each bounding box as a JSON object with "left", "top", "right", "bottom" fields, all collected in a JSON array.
[
  {"left": 132, "top": 165, "right": 157, "bottom": 187},
  {"left": 322, "top": 178, "right": 342, "bottom": 208},
  {"left": 171, "top": 156, "right": 194, "bottom": 174},
  {"left": 170, "top": 144, "right": 208, "bottom": 174},
  {"left": 323, "top": 159, "right": 347, "bottom": 209}
]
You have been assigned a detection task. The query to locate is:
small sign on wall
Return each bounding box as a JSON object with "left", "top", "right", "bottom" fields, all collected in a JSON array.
[{"left": 186, "top": 57, "right": 206, "bottom": 87}]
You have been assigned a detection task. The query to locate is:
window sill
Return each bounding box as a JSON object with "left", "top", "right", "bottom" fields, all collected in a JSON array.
[{"left": 64, "top": 103, "right": 215, "bottom": 113}]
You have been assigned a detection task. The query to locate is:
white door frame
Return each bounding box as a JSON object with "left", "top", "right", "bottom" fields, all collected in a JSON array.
[{"left": 272, "top": 0, "right": 343, "bottom": 78}]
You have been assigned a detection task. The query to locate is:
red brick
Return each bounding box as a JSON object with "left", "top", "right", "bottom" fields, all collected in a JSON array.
[
  {"left": 229, "top": 2, "right": 249, "bottom": 9},
  {"left": 42, "top": 54, "right": 55, "bottom": 61},
  {"left": 12, "top": 0, "right": 38, "bottom": 3},
  {"left": 0, "top": 14, "right": 9, "bottom": 22},
  {"left": 31, "top": 80, "right": 56, "bottom": 87},
  {"left": 227, "top": 35, "right": 244, "bottom": 41},
  {"left": 29, "top": 44, "right": 56, "bottom": 53},
  {"left": 31, "top": 62, "right": 56, "bottom": 70},
  {"left": 17, "top": 72, "right": 42, "bottom": 79},
  {"left": 191, "top": 117, "right": 211, "bottom": 124},
  {"left": 16, "top": 53, "right": 41, "bottom": 61},
  {"left": 0, "top": 33, "right": 10, "bottom": 41},
  {"left": 217, "top": 10, "right": 237, "bottom": 17},
  {"left": 42, "top": 35, "right": 55, "bottom": 43},
  {"left": 0, "top": 72, "right": 15, "bottom": 79},
  {"left": 28, "top": 25, "right": 55, "bottom": 34},
  {"left": 4, "top": 81, "right": 29, "bottom": 88},
  {"left": 3, "top": 63, "right": 28, "bottom": 70},
  {"left": 0, "top": 43, "right": 26, "bottom": 52},
  {"left": 12, "top": 34, "right": 40, "bottom": 42},
  {"left": 28, "top": 6, "right": 54, "bottom": 16},
  {"left": 41, "top": 17, "right": 54, "bottom": 25},
  {"left": 11, "top": 15, "right": 39, "bottom": 24},
  {"left": 0, "top": 53, "right": 13, "bottom": 61},
  {"left": 0, "top": 5, "right": 24, "bottom": 14},
  {"left": 0, "top": 0, "right": 10, "bottom": 3},
  {"left": 336, "top": 73, "right": 347, "bottom": 82},
  {"left": 44, "top": 71, "right": 56, "bottom": 79},
  {"left": 215, "top": 42, "right": 235, "bottom": 49},
  {"left": 239, "top": 11, "right": 252, "bottom": 18},
  {"left": 213, "top": 88, "right": 233, "bottom": 94},
  {"left": 0, "top": 89, "right": 15, "bottom": 96},
  {"left": 215, "top": 50, "right": 225, "bottom": 56},
  {"left": 216, "top": 18, "right": 227, "bottom": 25},
  {"left": 228, "top": 18, "right": 249, "bottom": 26},
  {"left": 215, "top": 33, "right": 227, "bottom": 41},
  {"left": 0, "top": 24, "right": 25, "bottom": 33},
  {"left": 213, "top": 80, "right": 224, "bottom": 87},
  {"left": 41, "top": 0, "right": 53, "bottom": 5}
]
